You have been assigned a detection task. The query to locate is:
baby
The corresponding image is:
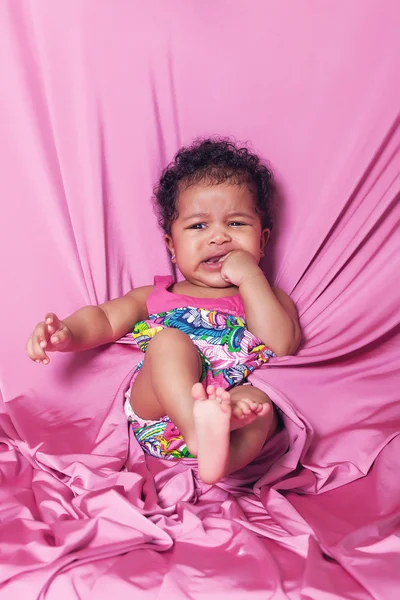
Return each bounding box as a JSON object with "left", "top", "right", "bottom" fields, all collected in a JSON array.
[{"left": 27, "top": 138, "right": 301, "bottom": 484}]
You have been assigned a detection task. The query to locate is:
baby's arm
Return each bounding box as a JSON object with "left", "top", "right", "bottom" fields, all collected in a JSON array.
[
  {"left": 220, "top": 251, "right": 300, "bottom": 357},
  {"left": 26, "top": 286, "right": 152, "bottom": 364},
  {"left": 239, "top": 276, "right": 301, "bottom": 357}
]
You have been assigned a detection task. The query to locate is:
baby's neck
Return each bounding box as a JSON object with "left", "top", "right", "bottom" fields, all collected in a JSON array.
[{"left": 171, "top": 280, "right": 238, "bottom": 299}]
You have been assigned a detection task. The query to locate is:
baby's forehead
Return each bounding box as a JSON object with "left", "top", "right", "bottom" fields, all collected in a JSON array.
[{"left": 177, "top": 182, "right": 257, "bottom": 215}]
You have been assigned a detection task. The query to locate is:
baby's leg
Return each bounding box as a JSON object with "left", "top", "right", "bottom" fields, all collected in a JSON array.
[
  {"left": 130, "top": 328, "right": 202, "bottom": 455},
  {"left": 192, "top": 384, "right": 277, "bottom": 484},
  {"left": 226, "top": 385, "right": 277, "bottom": 476}
]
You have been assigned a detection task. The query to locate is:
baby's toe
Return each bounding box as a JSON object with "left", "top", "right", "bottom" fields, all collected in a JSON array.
[
  {"left": 239, "top": 399, "right": 252, "bottom": 415},
  {"left": 258, "top": 402, "right": 271, "bottom": 417},
  {"left": 232, "top": 404, "right": 244, "bottom": 419},
  {"left": 215, "top": 387, "right": 224, "bottom": 401},
  {"left": 232, "top": 400, "right": 251, "bottom": 418},
  {"left": 206, "top": 385, "right": 216, "bottom": 399},
  {"left": 217, "top": 388, "right": 231, "bottom": 405},
  {"left": 192, "top": 382, "right": 207, "bottom": 401}
]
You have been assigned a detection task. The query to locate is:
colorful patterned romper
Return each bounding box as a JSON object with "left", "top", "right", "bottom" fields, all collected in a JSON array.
[{"left": 123, "top": 276, "right": 275, "bottom": 460}]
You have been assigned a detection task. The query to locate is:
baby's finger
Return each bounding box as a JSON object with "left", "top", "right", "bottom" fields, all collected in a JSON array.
[
  {"left": 26, "top": 336, "right": 37, "bottom": 362},
  {"left": 219, "top": 251, "right": 232, "bottom": 263},
  {"left": 32, "top": 338, "right": 50, "bottom": 364},
  {"left": 45, "top": 313, "right": 62, "bottom": 335},
  {"left": 220, "top": 269, "right": 231, "bottom": 283},
  {"left": 49, "top": 326, "right": 69, "bottom": 346},
  {"left": 35, "top": 322, "right": 50, "bottom": 349}
]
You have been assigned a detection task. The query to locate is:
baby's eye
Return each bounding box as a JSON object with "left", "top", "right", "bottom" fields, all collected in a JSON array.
[
  {"left": 229, "top": 221, "right": 246, "bottom": 227},
  {"left": 188, "top": 223, "right": 206, "bottom": 230}
]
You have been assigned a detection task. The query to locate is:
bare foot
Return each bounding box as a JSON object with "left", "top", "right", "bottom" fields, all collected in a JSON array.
[
  {"left": 192, "top": 383, "right": 231, "bottom": 484},
  {"left": 230, "top": 391, "right": 271, "bottom": 431}
]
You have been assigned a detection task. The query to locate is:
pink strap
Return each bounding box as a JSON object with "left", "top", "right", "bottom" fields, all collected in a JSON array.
[{"left": 153, "top": 275, "right": 173, "bottom": 290}]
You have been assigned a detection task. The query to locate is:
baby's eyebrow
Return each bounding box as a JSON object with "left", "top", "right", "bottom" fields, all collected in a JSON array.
[
  {"left": 183, "top": 211, "right": 257, "bottom": 222},
  {"left": 183, "top": 212, "right": 210, "bottom": 221},
  {"left": 227, "top": 212, "right": 257, "bottom": 220}
]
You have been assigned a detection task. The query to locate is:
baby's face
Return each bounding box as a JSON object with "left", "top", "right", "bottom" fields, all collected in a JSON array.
[{"left": 165, "top": 183, "right": 269, "bottom": 288}]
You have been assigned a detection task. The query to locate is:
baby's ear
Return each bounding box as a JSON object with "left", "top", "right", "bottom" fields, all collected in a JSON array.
[
  {"left": 164, "top": 234, "right": 175, "bottom": 260},
  {"left": 260, "top": 228, "right": 270, "bottom": 253}
]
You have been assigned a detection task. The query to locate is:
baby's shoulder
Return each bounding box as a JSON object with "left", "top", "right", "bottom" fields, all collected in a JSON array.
[
  {"left": 126, "top": 285, "right": 154, "bottom": 303},
  {"left": 125, "top": 285, "right": 154, "bottom": 318}
]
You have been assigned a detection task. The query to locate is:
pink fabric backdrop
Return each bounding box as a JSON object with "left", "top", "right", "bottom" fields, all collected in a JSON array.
[{"left": 1, "top": 1, "right": 399, "bottom": 598}]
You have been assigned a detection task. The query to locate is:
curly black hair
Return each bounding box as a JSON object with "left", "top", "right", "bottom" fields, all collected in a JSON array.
[{"left": 154, "top": 137, "right": 274, "bottom": 235}]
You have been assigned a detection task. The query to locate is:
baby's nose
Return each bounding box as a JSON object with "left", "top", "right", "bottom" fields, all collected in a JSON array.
[{"left": 210, "top": 228, "right": 231, "bottom": 244}]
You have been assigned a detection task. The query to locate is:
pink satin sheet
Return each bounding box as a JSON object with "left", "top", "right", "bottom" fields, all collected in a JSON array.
[{"left": 0, "top": 1, "right": 399, "bottom": 598}]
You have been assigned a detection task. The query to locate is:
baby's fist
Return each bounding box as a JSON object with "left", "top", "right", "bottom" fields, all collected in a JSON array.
[{"left": 220, "top": 250, "right": 261, "bottom": 287}]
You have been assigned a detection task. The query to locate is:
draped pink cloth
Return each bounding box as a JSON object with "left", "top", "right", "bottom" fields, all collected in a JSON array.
[{"left": 1, "top": 1, "right": 399, "bottom": 598}]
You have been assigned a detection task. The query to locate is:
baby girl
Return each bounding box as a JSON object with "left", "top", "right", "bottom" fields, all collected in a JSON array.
[{"left": 27, "top": 138, "right": 301, "bottom": 484}]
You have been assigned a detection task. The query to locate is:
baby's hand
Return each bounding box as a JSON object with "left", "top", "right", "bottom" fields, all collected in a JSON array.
[
  {"left": 26, "top": 313, "right": 72, "bottom": 365},
  {"left": 220, "top": 250, "right": 262, "bottom": 287}
]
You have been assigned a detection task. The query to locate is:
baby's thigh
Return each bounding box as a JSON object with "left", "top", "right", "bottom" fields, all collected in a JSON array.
[
  {"left": 129, "top": 356, "right": 161, "bottom": 419},
  {"left": 147, "top": 327, "right": 199, "bottom": 359},
  {"left": 130, "top": 327, "right": 201, "bottom": 418}
]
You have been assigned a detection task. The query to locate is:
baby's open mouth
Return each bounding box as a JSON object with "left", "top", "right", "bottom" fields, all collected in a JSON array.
[{"left": 203, "top": 254, "right": 226, "bottom": 264}]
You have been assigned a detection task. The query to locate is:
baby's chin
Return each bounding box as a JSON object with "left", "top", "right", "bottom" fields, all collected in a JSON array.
[{"left": 188, "top": 274, "right": 235, "bottom": 289}]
